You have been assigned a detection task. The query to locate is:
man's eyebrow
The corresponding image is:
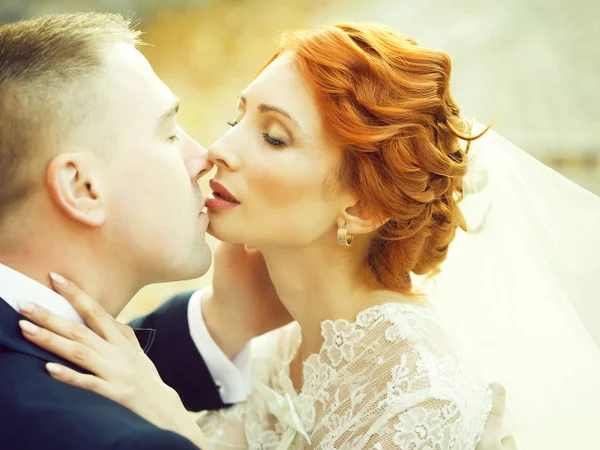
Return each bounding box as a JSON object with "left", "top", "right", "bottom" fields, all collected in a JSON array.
[
  {"left": 239, "top": 95, "right": 299, "bottom": 129},
  {"left": 159, "top": 99, "right": 180, "bottom": 123}
]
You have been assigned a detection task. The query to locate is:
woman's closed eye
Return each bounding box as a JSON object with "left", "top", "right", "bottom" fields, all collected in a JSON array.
[
  {"left": 227, "top": 120, "right": 287, "bottom": 148},
  {"left": 262, "top": 133, "right": 286, "bottom": 148},
  {"left": 168, "top": 134, "right": 180, "bottom": 143}
]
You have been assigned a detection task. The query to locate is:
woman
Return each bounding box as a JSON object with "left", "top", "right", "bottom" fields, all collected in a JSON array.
[
  {"left": 192, "top": 23, "right": 492, "bottom": 449},
  {"left": 18, "top": 23, "right": 600, "bottom": 449}
]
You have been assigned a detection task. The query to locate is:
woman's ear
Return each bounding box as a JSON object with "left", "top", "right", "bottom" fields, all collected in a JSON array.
[
  {"left": 339, "top": 199, "right": 390, "bottom": 236},
  {"left": 46, "top": 153, "right": 106, "bottom": 227}
]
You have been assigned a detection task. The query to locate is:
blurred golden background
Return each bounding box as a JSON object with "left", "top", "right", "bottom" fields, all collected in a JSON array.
[{"left": 2, "top": 0, "right": 598, "bottom": 319}]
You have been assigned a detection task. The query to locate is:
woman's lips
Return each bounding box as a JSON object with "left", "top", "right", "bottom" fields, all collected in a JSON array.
[
  {"left": 205, "top": 193, "right": 240, "bottom": 211},
  {"left": 206, "top": 179, "right": 240, "bottom": 211},
  {"left": 209, "top": 179, "right": 239, "bottom": 203}
]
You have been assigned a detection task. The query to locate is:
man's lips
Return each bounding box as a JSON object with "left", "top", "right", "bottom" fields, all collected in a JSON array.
[{"left": 208, "top": 179, "right": 240, "bottom": 203}]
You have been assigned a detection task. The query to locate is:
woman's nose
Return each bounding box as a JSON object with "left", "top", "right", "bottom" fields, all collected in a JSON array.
[{"left": 207, "top": 134, "right": 241, "bottom": 171}]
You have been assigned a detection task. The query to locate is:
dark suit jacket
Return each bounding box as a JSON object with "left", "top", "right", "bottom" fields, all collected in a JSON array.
[{"left": 0, "top": 291, "right": 225, "bottom": 449}]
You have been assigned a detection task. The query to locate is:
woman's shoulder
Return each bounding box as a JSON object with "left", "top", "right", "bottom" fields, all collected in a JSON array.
[
  {"left": 330, "top": 300, "right": 460, "bottom": 361},
  {"left": 309, "top": 302, "right": 491, "bottom": 449},
  {"left": 319, "top": 301, "right": 489, "bottom": 408}
]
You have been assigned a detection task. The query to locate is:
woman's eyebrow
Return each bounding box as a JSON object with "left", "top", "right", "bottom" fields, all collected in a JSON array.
[{"left": 240, "top": 94, "right": 300, "bottom": 130}]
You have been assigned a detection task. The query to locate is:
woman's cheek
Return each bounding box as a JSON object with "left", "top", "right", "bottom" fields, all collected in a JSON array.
[{"left": 249, "top": 164, "right": 316, "bottom": 208}]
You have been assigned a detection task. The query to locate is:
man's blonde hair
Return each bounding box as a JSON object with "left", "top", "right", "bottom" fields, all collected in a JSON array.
[{"left": 0, "top": 12, "right": 142, "bottom": 221}]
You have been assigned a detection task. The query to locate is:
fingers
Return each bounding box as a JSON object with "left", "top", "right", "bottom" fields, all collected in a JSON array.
[
  {"left": 476, "top": 383, "right": 509, "bottom": 450},
  {"left": 45, "top": 363, "right": 130, "bottom": 406},
  {"left": 501, "top": 435, "right": 517, "bottom": 450},
  {"left": 18, "top": 302, "right": 111, "bottom": 354},
  {"left": 48, "top": 272, "right": 129, "bottom": 346},
  {"left": 215, "top": 242, "right": 256, "bottom": 264},
  {"left": 487, "top": 382, "right": 506, "bottom": 428},
  {"left": 244, "top": 244, "right": 260, "bottom": 253},
  {"left": 113, "top": 321, "right": 143, "bottom": 350},
  {"left": 19, "top": 320, "right": 108, "bottom": 377}
]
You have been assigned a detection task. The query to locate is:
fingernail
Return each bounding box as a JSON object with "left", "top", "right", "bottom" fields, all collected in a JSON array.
[
  {"left": 46, "top": 363, "right": 62, "bottom": 375},
  {"left": 19, "top": 320, "right": 40, "bottom": 336},
  {"left": 18, "top": 301, "right": 36, "bottom": 314},
  {"left": 49, "top": 272, "right": 67, "bottom": 287}
]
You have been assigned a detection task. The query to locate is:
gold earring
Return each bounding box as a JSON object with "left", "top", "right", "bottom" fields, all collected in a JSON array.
[{"left": 337, "top": 227, "right": 353, "bottom": 246}]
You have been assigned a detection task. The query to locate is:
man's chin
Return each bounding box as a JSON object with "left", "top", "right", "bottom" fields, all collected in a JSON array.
[
  {"left": 159, "top": 248, "right": 212, "bottom": 283},
  {"left": 181, "top": 252, "right": 212, "bottom": 281},
  {"left": 196, "top": 253, "right": 212, "bottom": 278}
]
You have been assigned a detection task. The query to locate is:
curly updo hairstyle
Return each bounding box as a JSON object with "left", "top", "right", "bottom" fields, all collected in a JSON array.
[{"left": 263, "top": 23, "right": 488, "bottom": 295}]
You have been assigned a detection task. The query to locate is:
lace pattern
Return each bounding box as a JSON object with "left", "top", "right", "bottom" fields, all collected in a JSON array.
[{"left": 198, "top": 303, "right": 491, "bottom": 449}]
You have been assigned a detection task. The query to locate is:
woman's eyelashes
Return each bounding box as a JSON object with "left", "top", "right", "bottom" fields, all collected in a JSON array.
[
  {"left": 168, "top": 134, "right": 180, "bottom": 143},
  {"left": 262, "top": 133, "right": 286, "bottom": 147},
  {"left": 227, "top": 118, "right": 288, "bottom": 148}
]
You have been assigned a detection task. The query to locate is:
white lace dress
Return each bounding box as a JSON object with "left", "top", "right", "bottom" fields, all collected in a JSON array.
[{"left": 198, "top": 303, "right": 491, "bottom": 449}]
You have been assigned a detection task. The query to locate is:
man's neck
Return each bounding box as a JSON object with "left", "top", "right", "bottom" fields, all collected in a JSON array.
[{"left": 0, "top": 247, "right": 138, "bottom": 318}]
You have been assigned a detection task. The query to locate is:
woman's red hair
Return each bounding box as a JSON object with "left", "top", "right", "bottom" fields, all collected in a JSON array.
[{"left": 263, "top": 24, "right": 487, "bottom": 294}]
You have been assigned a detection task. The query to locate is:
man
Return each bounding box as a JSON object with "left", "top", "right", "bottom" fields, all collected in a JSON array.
[
  {"left": 0, "top": 12, "right": 286, "bottom": 449},
  {"left": 0, "top": 12, "right": 513, "bottom": 450}
]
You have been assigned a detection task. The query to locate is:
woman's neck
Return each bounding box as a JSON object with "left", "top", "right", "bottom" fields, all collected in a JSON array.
[{"left": 259, "top": 238, "right": 382, "bottom": 358}]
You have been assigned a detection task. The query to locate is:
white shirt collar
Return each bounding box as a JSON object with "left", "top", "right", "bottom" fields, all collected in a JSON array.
[{"left": 0, "top": 264, "right": 84, "bottom": 324}]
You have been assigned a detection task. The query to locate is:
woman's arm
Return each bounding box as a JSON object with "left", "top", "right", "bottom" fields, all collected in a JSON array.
[
  {"left": 130, "top": 242, "right": 292, "bottom": 411},
  {"left": 128, "top": 290, "right": 226, "bottom": 412}
]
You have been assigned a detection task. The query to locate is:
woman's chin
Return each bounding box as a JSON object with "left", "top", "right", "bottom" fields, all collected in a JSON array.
[{"left": 207, "top": 222, "right": 246, "bottom": 244}]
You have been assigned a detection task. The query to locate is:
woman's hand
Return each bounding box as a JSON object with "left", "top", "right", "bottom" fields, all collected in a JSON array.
[
  {"left": 204, "top": 242, "right": 293, "bottom": 357},
  {"left": 476, "top": 383, "right": 517, "bottom": 450},
  {"left": 17, "top": 273, "right": 205, "bottom": 447}
]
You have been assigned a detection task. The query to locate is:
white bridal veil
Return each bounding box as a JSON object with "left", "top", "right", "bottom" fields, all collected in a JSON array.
[{"left": 423, "top": 123, "right": 600, "bottom": 449}]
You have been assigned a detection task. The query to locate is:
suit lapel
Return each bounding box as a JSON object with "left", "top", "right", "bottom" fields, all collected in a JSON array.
[{"left": 0, "top": 297, "right": 83, "bottom": 370}]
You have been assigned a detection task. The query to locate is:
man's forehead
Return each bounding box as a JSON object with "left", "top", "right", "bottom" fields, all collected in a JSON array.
[
  {"left": 102, "top": 42, "right": 151, "bottom": 75},
  {"left": 100, "top": 42, "right": 176, "bottom": 118}
]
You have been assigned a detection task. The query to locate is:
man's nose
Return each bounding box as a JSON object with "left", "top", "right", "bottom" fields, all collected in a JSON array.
[
  {"left": 186, "top": 154, "right": 213, "bottom": 183},
  {"left": 179, "top": 128, "right": 214, "bottom": 182}
]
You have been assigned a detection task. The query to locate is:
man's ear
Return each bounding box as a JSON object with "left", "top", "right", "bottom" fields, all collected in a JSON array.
[
  {"left": 46, "top": 153, "right": 106, "bottom": 227},
  {"left": 338, "top": 198, "right": 390, "bottom": 237}
]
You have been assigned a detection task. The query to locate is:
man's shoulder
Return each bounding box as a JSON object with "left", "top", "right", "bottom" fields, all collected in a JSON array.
[
  {"left": 0, "top": 352, "right": 197, "bottom": 449},
  {"left": 128, "top": 289, "right": 198, "bottom": 333}
]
